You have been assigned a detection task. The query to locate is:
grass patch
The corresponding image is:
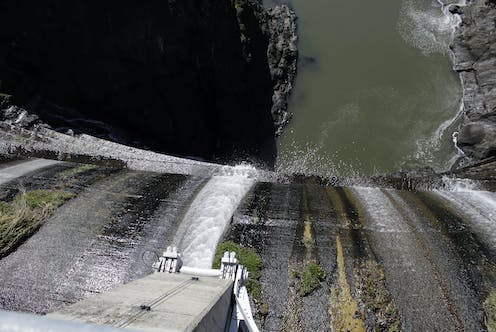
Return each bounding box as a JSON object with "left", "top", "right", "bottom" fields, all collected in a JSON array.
[
  {"left": 17, "top": 190, "right": 74, "bottom": 209},
  {"left": 485, "top": 291, "right": 496, "bottom": 332},
  {"left": 213, "top": 241, "right": 262, "bottom": 299},
  {"left": 0, "top": 189, "right": 75, "bottom": 257},
  {"left": 0, "top": 201, "right": 12, "bottom": 214},
  {"left": 293, "top": 262, "right": 326, "bottom": 296}
]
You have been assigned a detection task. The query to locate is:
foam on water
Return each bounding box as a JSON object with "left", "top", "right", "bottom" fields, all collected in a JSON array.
[
  {"left": 398, "top": 0, "right": 468, "bottom": 171},
  {"left": 408, "top": 98, "right": 465, "bottom": 170},
  {"left": 173, "top": 165, "right": 256, "bottom": 268},
  {"left": 398, "top": 0, "right": 465, "bottom": 56}
]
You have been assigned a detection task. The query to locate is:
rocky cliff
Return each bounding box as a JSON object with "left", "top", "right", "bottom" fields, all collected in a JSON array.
[
  {"left": 0, "top": 0, "right": 297, "bottom": 167},
  {"left": 451, "top": 0, "right": 496, "bottom": 160}
]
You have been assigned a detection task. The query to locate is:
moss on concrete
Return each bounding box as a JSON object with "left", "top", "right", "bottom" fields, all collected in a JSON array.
[{"left": 57, "top": 164, "right": 97, "bottom": 181}]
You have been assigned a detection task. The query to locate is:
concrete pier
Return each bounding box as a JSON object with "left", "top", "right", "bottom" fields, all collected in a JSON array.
[{"left": 49, "top": 273, "right": 234, "bottom": 332}]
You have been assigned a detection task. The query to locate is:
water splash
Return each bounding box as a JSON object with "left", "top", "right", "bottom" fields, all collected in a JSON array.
[
  {"left": 275, "top": 140, "right": 363, "bottom": 180},
  {"left": 173, "top": 165, "right": 255, "bottom": 268},
  {"left": 216, "top": 163, "right": 259, "bottom": 178},
  {"left": 440, "top": 175, "right": 481, "bottom": 191}
]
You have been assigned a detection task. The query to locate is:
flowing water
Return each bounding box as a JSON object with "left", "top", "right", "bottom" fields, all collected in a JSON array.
[
  {"left": 172, "top": 165, "right": 256, "bottom": 268},
  {"left": 270, "top": 0, "right": 465, "bottom": 177}
]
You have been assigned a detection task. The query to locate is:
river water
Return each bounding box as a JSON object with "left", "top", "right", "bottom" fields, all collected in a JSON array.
[{"left": 268, "top": 0, "right": 465, "bottom": 177}]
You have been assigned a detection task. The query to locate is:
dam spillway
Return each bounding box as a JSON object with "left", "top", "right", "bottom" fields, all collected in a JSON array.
[
  {"left": 229, "top": 178, "right": 496, "bottom": 331},
  {"left": 0, "top": 158, "right": 495, "bottom": 331}
]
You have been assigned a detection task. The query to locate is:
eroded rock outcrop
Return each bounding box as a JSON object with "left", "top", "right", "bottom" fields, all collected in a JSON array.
[
  {"left": 451, "top": 0, "right": 496, "bottom": 160},
  {"left": 0, "top": 0, "right": 297, "bottom": 167}
]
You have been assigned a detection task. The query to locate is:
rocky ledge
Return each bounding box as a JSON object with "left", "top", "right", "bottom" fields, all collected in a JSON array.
[{"left": 451, "top": 0, "right": 496, "bottom": 160}]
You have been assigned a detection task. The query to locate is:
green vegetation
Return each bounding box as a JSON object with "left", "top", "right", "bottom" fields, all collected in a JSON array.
[
  {"left": 213, "top": 241, "right": 262, "bottom": 298},
  {"left": 0, "top": 201, "right": 12, "bottom": 214},
  {"left": 300, "top": 262, "right": 325, "bottom": 296},
  {"left": 484, "top": 292, "right": 496, "bottom": 332},
  {"left": 57, "top": 164, "right": 97, "bottom": 181},
  {"left": 291, "top": 262, "right": 326, "bottom": 296},
  {"left": 0, "top": 189, "right": 75, "bottom": 257}
]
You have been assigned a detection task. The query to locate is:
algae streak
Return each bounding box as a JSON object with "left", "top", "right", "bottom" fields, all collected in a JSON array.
[{"left": 330, "top": 235, "right": 366, "bottom": 332}]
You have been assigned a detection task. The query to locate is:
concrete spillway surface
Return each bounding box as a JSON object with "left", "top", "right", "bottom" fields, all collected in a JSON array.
[
  {"left": 1, "top": 156, "right": 496, "bottom": 331},
  {"left": 228, "top": 180, "right": 496, "bottom": 331},
  {"left": 48, "top": 273, "right": 234, "bottom": 332},
  {"left": 0, "top": 161, "right": 206, "bottom": 313},
  {"left": 0, "top": 158, "right": 256, "bottom": 318},
  {"left": 0, "top": 158, "right": 61, "bottom": 185}
]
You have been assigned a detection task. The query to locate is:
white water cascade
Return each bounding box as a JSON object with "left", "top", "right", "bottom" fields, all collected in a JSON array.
[{"left": 172, "top": 165, "right": 256, "bottom": 269}]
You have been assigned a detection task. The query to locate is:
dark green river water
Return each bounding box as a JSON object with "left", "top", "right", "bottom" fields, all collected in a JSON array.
[{"left": 269, "top": 0, "right": 465, "bottom": 177}]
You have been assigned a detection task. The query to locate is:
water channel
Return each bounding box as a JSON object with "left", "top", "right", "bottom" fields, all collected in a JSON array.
[{"left": 269, "top": 0, "right": 465, "bottom": 177}]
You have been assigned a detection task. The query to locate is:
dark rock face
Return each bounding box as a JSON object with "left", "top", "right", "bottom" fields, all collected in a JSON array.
[
  {"left": 265, "top": 5, "right": 298, "bottom": 135},
  {"left": 0, "top": 0, "right": 297, "bottom": 166},
  {"left": 451, "top": 0, "right": 496, "bottom": 160}
]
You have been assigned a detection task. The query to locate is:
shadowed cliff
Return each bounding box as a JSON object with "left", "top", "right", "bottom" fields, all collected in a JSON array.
[{"left": 0, "top": 0, "right": 297, "bottom": 166}]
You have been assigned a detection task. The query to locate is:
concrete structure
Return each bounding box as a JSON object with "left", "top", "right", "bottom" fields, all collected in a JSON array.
[
  {"left": 0, "top": 310, "right": 135, "bottom": 332},
  {"left": 49, "top": 273, "right": 234, "bottom": 332},
  {"left": 0, "top": 158, "right": 61, "bottom": 185}
]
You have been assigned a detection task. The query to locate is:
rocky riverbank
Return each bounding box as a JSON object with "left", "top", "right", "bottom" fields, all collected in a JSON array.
[
  {"left": 451, "top": 0, "right": 496, "bottom": 160},
  {"left": 0, "top": 0, "right": 297, "bottom": 167}
]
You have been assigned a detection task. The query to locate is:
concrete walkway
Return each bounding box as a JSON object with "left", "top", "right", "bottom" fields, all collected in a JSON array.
[
  {"left": 49, "top": 273, "right": 233, "bottom": 332},
  {"left": 0, "top": 158, "right": 61, "bottom": 185}
]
